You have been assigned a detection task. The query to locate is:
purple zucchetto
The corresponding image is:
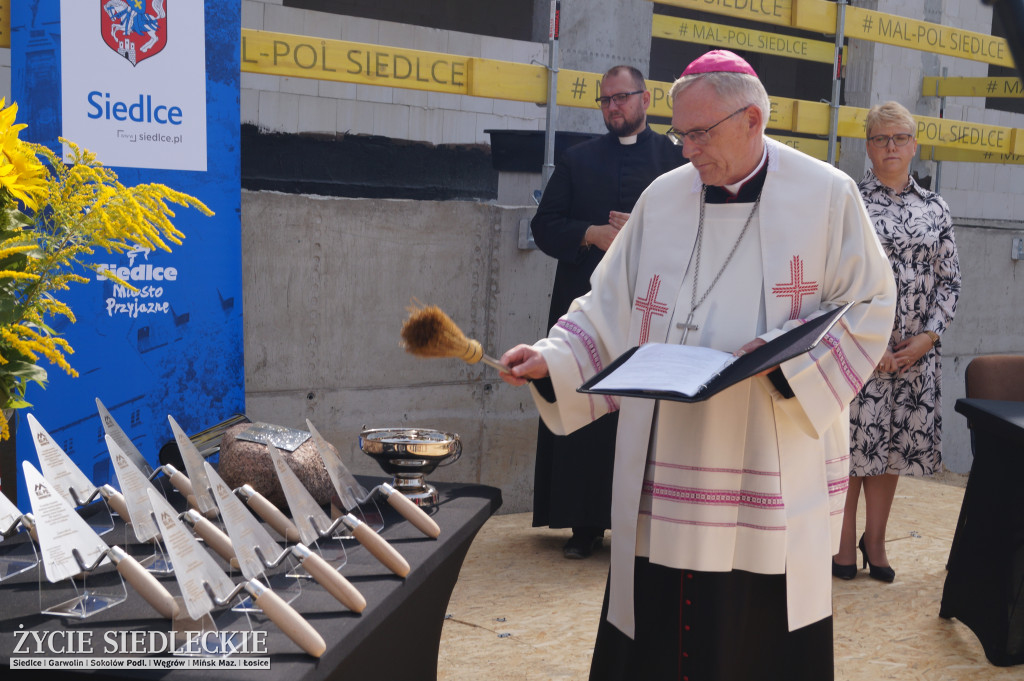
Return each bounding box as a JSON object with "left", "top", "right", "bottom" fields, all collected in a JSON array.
[{"left": 681, "top": 50, "right": 758, "bottom": 78}]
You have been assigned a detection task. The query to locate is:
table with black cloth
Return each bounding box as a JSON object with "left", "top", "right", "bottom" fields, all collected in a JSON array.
[
  {"left": 0, "top": 477, "right": 501, "bottom": 680},
  {"left": 940, "top": 398, "right": 1024, "bottom": 666}
]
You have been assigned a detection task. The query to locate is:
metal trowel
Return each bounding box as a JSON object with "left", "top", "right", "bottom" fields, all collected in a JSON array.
[
  {"left": 168, "top": 415, "right": 220, "bottom": 518},
  {"left": 204, "top": 461, "right": 367, "bottom": 612},
  {"left": 306, "top": 419, "right": 440, "bottom": 538},
  {"left": 28, "top": 413, "right": 131, "bottom": 522},
  {"left": 96, "top": 398, "right": 155, "bottom": 477},
  {"left": 146, "top": 487, "right": 327, "bottom": 657},
  {"left": 23, "top": 462, "right": 179, "bottom": 620},
  {"left": 267, "top": 442, "right": 410, "bottom": 578}
]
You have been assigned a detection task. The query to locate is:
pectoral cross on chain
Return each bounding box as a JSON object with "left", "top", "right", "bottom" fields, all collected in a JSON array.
[{"left": 676, "top": 312, "right": 698, "bottom": 344}]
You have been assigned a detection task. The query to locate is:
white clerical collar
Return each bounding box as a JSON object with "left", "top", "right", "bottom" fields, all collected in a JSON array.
[
  {"left": 617, "top": 134, "right": 638, "bottom": 145},
  {"left": 723, "top": 145, "right": 768, "bottom": 195}
]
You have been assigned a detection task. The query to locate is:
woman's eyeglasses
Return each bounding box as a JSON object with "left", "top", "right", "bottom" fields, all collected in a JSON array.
[{"left": 868, "top": 133, "right": 914, "bottom": 148}]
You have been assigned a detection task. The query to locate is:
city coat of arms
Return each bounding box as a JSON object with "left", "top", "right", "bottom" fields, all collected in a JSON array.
[{"left": 101, "top": 0, "right": 168, "bottom": 66}]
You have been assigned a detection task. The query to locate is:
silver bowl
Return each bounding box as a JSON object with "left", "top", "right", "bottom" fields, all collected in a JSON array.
[{"left": 359, "top": 428, "right": 461, "bottom": 506}]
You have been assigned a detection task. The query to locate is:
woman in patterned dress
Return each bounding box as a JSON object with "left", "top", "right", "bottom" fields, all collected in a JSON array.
[{"left": 833, "top": 101, "right": 961, "bottom": 582}]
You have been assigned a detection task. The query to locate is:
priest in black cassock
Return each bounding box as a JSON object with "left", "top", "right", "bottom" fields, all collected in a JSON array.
[{"left": 530, "top": 65, "right": 685, "bottom": 559}]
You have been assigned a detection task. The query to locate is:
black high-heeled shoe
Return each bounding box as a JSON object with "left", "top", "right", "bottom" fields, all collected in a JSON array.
[
  {"left": 858, "top": 534, "right": 895, "bottom": 582},
  {"left": 831, "top": 559, "right": 857, "bottom": 580}
]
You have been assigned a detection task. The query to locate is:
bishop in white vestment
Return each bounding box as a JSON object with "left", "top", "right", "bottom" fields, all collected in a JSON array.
[{"left": 500, "top": 51, "right": 896, "bottom": 681}]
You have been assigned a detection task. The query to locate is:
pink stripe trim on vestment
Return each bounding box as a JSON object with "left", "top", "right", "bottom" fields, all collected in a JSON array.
[
  {"left": 555, "top": 319, "right": 602, "bottom": 372},
  {"left": 555, "top": 319, "right": 618, "bottom": 413},
  {"left": 828, "top": 477, "right": 849, "bottom": 495},
  {"left": 820, "top": 330, "right": 863, "bottom": 395},
  {"left": 644, "top": 480, "right": 785, "bottom": 510}
]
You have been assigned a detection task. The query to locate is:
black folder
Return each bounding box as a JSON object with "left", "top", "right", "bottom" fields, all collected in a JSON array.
[{"left": 577, "top": 301, "right": 854, "bottom": 403}]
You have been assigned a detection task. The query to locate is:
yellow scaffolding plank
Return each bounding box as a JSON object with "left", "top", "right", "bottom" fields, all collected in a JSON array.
[
  {"left": 652, "top": 13, "right": 840, "bottom": 64},
  {"left": 648, "top": 0, "right": 1012, "bottom": 67},
  {"left": 914, "top": 117, "right": 1013, "bottom": 152},
  {"left": 241, "top": 29, "right": 547, "bottom": 102},
  {"left": 792, "top": 0, "right": 836, "bottom": 34},
  {"left": 651, "top": 0, "right": 797, "bottom": 29},
  {"left": 838, "top": 106, "right": 1013, "bottom": 154},
  {"left": 469, "top": 59, "right": 548, "bottom": 103},
  {"left": 793, "top": 99, "right": 830, "bottom": 135},
  {"left": 768, "top": 97, "right": 797, "bottom": 132},
  {"left": 770, "top": 134, "right": 834, "bottom": 160},
  {"left": 919, "top": 145, "right": 1024, "bottom": 164},
  {"left": 921, "top": 76, "right": 1024, "bottom": 98},
  {"left": 844, "top": 6, "right": 1013, "bottom": 67}
]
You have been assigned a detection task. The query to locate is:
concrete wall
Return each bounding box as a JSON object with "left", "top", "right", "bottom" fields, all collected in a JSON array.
[
  {"left": 0, "top": 48, "right": 9, "bottom": 105},
  {"left": 241, "top": 192, "right": 555, "bottom": 512},
  {"left": 936, "top": 220, "right": 1024, "bottom": 472}
]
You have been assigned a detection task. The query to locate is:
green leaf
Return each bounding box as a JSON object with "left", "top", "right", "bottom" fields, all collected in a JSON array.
[
  {"left": 3, "top": 360, "right": 48, "bottom": 381},
  {"left": 0, "top": 297, "right": 23, "bottom": 325}
]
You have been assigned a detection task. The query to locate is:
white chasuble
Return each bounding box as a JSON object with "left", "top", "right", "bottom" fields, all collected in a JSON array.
[{"left": 530, "top": 139, "right": 897, "bottom": 638}]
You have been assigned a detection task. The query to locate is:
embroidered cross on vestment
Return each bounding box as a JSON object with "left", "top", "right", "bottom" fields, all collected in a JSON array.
[
  {"left": 771, "top": 255, "right": 818, "bottom": 320},
  {"left": 635, "top": 275, "right": 669, "bottom": 344}
]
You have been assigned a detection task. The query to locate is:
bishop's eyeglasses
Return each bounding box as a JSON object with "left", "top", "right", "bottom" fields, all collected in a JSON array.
[
  {"left": 667, "top": 105, "right": 750, "bottom": 146},
  {"left": 595, "top": 90, "right": 644, "bottom": 108},
  {"left": 868, "top": 133, "right": 915, "bottom": 148}
]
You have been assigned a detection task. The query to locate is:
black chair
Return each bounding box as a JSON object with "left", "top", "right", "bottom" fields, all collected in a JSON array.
[{"left": 940, "top": 355, "right": 1024, "bottom": 666}]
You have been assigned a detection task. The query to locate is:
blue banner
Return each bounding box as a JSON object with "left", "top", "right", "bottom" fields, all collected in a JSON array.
[{"left": 10, "top": 0, "right": 243, "bottom": 509}]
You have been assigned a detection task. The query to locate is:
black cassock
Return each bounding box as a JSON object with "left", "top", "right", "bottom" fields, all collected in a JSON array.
[{"left": 530, "top": 126, "right": 684, "bottom": 529}]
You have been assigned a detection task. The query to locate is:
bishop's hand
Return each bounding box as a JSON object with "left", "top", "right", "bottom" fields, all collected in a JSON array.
[
  {"left": 735, "top": 337, "right": 775, "bottom": 377},
  {"left": 499, "top": 345, "right": 549, "bottom": 386}
]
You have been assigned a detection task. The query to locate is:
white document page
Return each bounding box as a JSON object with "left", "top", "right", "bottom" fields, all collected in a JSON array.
[{"left": 589, "top": 343, "right": 737, "bottom": 397}]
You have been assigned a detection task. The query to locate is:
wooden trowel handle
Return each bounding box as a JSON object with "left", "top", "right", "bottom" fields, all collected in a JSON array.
[
  {"left": 184, "top": 510, "right": 240, "bottom": 569},
  {"left": 245, "top": 579, "right": 326, "bottom": 658},
  {"left": 108, "top": 546, "right": 180, "bottom": 619},
  {"left": 239, "top": 486, "right": 302, "bottom": 544},
  {"left": 381, "top": 483, "right": 441, "bottom": 538},
  {"left": 162, "top": 464, "right": 198, "bottom": 509},
  {"left": 99, "top": 485, "right": 130, "bottom": 520},
  {"left": 345, "top": 515, "right": 410, "bottom": 577},
  {"left": 293, "top": 545, "right": 367, "bottom": 612},
  {"left": 20, "top": 513, "right": 39, "bottom": 543}
]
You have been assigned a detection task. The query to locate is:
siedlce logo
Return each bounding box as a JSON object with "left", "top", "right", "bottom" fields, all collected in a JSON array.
[{"left": 101, "top": 0, "right": 168, "bottom": 67}]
